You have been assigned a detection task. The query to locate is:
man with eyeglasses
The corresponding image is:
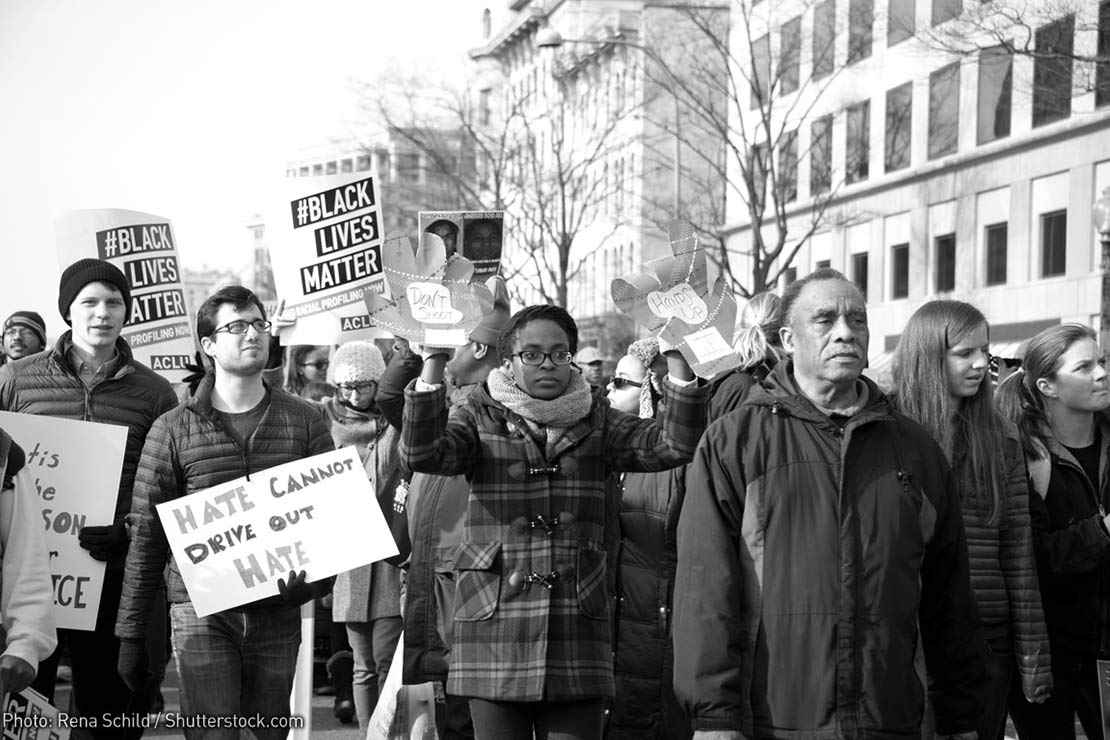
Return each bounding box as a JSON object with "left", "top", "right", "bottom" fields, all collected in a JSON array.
[
  {"left": 115, "top": 285, "right": 334, "bottom": 738},
  {"left": 0, "top": 258, "right": 178, "bottom": 737},
  {"left": 2, "top": 310, "right": 47, "bottom": 363}
]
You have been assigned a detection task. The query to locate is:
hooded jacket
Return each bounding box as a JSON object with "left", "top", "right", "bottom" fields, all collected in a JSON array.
[{"left": 673, "top": 362, "right": 983, "bottom": 738}]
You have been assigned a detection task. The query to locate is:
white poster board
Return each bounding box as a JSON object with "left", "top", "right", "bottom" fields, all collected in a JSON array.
[
  {"left": 267, "top": 174, "right": 389, "bottom": 346},
  {"left": 0, "top": 412, "right": 125, "bottom": 632},
  {"left": 55, "top": 210, "right": 197, "bottom": 383},
  {"left": 2, "top": 687, "right": 70, "bottom": 739},
  {"left": 157, "top": 446, "right": 397, "bottom": 617}
]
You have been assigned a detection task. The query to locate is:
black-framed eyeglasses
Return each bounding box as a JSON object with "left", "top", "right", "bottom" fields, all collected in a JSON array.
[
  {"left": 611, "top": 377, "right": 642, "bottom": 390},
  {"left": 336, "top": 381, "right": 376, "bottom": 393},
  {"left": 212, "top": 319, "right": 272, "bottom": 336},
  {"left": 300, "top": 361, "right": 330, "bottom": 371},
  {"left": 514, "top": 350, "right": 574, "bottom": 366}
]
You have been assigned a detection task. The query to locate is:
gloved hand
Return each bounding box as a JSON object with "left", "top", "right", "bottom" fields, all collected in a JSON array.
[
  {"left": 0, "top": 655, "right": 36, "bottom": 697},
  {"left": 277, "top": 570, "right": 314, "bottom": 606},
  {"left": 78, "top": 522, "right": 129, "bottom": 561},
  {"left": 117, "top": 638, "right": 149, "bottom": 693}
]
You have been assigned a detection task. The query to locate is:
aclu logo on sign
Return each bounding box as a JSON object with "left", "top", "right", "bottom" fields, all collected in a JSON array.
[{"left": 150, "top": 355, "right": 192, "bottom": 371}]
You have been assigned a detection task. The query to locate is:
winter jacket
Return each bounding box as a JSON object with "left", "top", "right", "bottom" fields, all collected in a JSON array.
[
  {"left": 115, "top": 373, "right": 334, "bottom": 640},
  {"left": 955, "top": 422, "right": 1050, "bottom": 688},
  {"left": 674, "top": 362, "right": 984, "bottom": 738},
  {"left": 1024, "top": 414, "right": 1110, "bottom": 658},
  {"left": 607, "top": 466, "right": 689, "bottom": 740},
  {"left": 707, "top": 359, "right": 774, "bottom": 423},
  {"left": 401, "top": 376, "right": 708, "bottom": 701}
]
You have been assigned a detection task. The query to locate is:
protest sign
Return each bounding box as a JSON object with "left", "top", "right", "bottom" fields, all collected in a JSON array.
[
  {"left": 55, "top": 210, "right": 196, "bottom": 383},
  {"left": 418, "top": 210, "right": 504, "bottom": 281},
  {"left": 0, "top": 412, "right": 124, "bottom": 630},
  {"left": 611, "top": 228, "right": 741, "bottom": 378},
  {"left": 363, "top": 233, "right": 493, "bottom": 347},
  {"left": 2, "top": 687, "right": 70, "bottom": 739},
  {"left": 267, "top": 174, "right": 389, "bottom": 346},
  {"left": 157, "top": 446, "right": 397, "bottom": 617}
]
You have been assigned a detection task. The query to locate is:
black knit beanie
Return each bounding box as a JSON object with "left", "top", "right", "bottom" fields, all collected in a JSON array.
[{"left": 57, "top": 259, "right": 132, "bottom": 324}]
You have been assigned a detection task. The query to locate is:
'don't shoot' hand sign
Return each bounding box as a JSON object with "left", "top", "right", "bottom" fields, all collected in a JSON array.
[
  {"left": 611, "top": 227, "right": 743, "bottom": 379},
  {"left": 363, "top": 232, "right": 493, "bottom": 347}
]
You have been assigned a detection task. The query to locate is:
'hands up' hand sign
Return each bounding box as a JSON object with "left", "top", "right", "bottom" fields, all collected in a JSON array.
[{"left": 363, "top": 232, "right": 493, "bottom": 347}]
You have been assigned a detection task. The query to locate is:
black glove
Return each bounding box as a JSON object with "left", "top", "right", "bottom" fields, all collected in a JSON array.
[
  {"left": 277, "top": 570, "right": 314, "bottom": 606},
  {"left": 117, "top": 638, "right": 149, "bottom": 693},
  {"left": 78, "top": 522, "right": 129, "bottom": 561}
]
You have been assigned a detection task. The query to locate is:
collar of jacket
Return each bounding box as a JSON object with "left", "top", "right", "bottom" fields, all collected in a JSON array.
[
  {"left": 744, "top": 359, "right": 893, "bottom": 427},
  {"left": 465, "top": 379, "right": 606, "bottom": 458},
  {"left": 1028, "top": 411, "right": 1110, "bottom": 499},
  {"left": 185, "top": 370, "right": 287, "bottom": 422},
  {"left": 49, "top": 331, "right": 135, "bottom": 382}
]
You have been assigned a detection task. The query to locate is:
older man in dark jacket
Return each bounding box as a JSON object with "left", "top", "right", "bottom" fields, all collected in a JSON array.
[
  {"left": 115, "top": 285, "right": 333, "bottom": 739},
  {"left": 674, "top": 268, "right": 985, "bottom": 740},
  {"left": 0, "top": 258, "right": 177, "bottom": 737}
]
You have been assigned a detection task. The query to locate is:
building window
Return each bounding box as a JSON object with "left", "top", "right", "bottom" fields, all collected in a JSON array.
[
  {"left": 779, "top": 130, "right": 798, "bottom": 203},
  {"left": 977, "top": 45, "right": 1012, "bottom": 144},
  {"left": 928, "top": 62, "right": 960, "bottom": 159},
  {"left": 1033, "top": 15, "right": 1075, "bottom": 127},
  {"left": 813, "top": 0, "right": 836, "bottom": 79},
  {"left": 341, "top": 159, "right": 353, "bottom": 173},
  {"left": 885, "top": 82, "right": 913, "bottom": 172},
  {"left": 932, "top": 0, "right": 961, "bottom": 27},
  {"left": 846, "top": 100, "right": 870, "bottom": 184},
  {"left": 1098, "top": 1, "right": 1110, "bottom": 107},
  {"left": 935, "top": 234, "right": 956, "bottom": 292},
  {"left": 816, "top": 259, "right": 831, "bottom": 269},
  {"left": 376, "top": 152, "right": 390, "bottom": 176},
  {"left": 480, "top": 89, "right": 492, "bottom": 125},
  {"left": 852, "top": 252, "right": 869, "bottom": 299},
  {"left": 751, "top": 34, "right": 771, "bottom": 108},
  {"left": 848, "top": 0, "right": 874, "bottom": 64},
  {"left": 780, "top": 17, "right": 802, "bottom": 95},
  {"left": 891, "top": 243, "right": 910, "bottom": 298},
  {"left": 784, "top": 266, "right": 798, "bottom": 285},
  {"left": 325, "top": 161, "right": 338, "bottom": 175},
  {"left": 312, "top": 164, "right": 324, "bottom": 176},
  {"left": 356, "top": 155, "right": 372, "bottom": 171},
  {"left": 810, "top": 115, "right": 833, "bottom": 195},
  {"left": 888, "top": 0, "right": 914, "bottom": 45},
  {"left": 399, "top": 153, "right": 421, "bottom": 183},
  {"left": 1040, "top": 209, "right": 1067, "bottom": 276},
  {"left": 298, "top": 166, "right": 309, "bottom": 177},
  {"left": 985, "top": 222, "right": 1008, "bottom": 286},
  {"left": 751, "top": 142, "right": 770, "bottom": 209}
]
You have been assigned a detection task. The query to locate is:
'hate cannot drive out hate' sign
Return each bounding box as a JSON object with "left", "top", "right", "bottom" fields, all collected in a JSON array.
[{"left": 157, "top": 446, "right": 397, "bottom": 617}]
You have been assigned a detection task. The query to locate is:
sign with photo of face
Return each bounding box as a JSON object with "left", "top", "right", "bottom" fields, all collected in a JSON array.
[{"left": 418, "top": 210, "right": 503, "bottom": 281}]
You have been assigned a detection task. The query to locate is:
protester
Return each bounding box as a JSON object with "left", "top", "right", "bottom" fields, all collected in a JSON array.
[
  {"left": 576, "top": 345, "right": 607, "bottom": 388},
  {"left": 996, "top": 323, "right": 1110, "bottom": 738},
  {"left": 115, "top": 285, "right": 334, "bottom": 739},
  {"left": 892, "top": 300, "right": 1052, "bottom": 739},
  {"left": 322, "top": 340, "right": 404, "bottom": 728},
  {"left": 674, "top": 268, "right": 984, "bottom": 739},
  {"left": 0, "top": 427, "right": 57, "bottom": 698},
  {"left": 2, "top": 310, "right": 47, "bottom": 362},
  {"left": 0, "top": 258, "right": 177, "bottom": 737},
  {"left": 285, "top": 344, "right": 332, "bottom": 398},
  {"left": 401, "top": 304, "right": 708, "bottom": 740},
  {"left": 605, "top": 337, "right": 690, "bottom": 739},
  {"left": 708, "top": 291, "right": 781, "bottom": 422}
]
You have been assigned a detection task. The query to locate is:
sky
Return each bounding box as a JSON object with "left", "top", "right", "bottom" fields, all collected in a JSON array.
[{"left": 0, "top": 0, "right": 489, "bottom": 336}]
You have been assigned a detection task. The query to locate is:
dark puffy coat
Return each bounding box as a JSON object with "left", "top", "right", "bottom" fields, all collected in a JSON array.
[
  {"left": 674, "top": 363, "right": 984, "bottom": 737},
  {"left": 1025, "top": 415, "right": 1110, "bottom": 658},
  {"left": 707, "top": 359, "right": 773, "bottom": 423},
  {"left": 401, "top": 377, "right": 708, "bottom": 701},
  {"left": 115, "top": 373, "right": 334, "bottom": 640},
  {"left": 608, "top": 467, "right": 689, "bottom": 740}
]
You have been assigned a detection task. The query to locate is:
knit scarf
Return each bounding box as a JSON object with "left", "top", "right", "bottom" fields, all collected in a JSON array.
[{"left": 487, "top": 367, "right": 593, "bottom": 453}]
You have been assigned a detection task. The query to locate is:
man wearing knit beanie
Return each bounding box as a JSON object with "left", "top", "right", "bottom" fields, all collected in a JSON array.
[
  {"left": 0, "top": 257, "right": 176, "bottom": 737},
  {"left": 2, "top": 310, "right": 47, "bottom": 361}
]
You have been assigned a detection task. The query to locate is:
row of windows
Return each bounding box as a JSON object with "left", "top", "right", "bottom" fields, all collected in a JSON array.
[{"left": 839, "top": 209, "right": 1068, "bottom": 302}]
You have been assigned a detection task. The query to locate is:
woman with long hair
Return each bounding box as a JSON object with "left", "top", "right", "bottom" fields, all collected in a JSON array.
[
  {"left": 892, "top": 300, "right": 1051, "bottom": 739},
  {"left": 283, "top": 344, "right": 332, "bottom": 398},
  {"left": 708, "top": 290, "right": 781, "bottom": 422},
  {"left": 996, "top": 323, "right": 1110, "bottom": 738}
]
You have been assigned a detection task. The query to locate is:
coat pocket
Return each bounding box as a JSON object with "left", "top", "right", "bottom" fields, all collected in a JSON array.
[
  {"left": 454, "top": 541, "right": 502, "bottom": 622},
  {"left": 576, "top": 544, "right": 609, "bottom": 620}
]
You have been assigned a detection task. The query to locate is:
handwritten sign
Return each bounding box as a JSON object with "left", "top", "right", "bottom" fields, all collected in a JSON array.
[
  {"left": 646, "top": 283, "right": 709, "bottom": 325},
  {"left": 2, "top": 688, "right": 70, "bottom": 739},
  {"left": 0, "top": 412, "right": 124, "bottom": 630},
  {"left": 55, "top": 210, "right": 196, "bottom": 383},
  {"left": 157, "top": 447, "right": 397, "bottom": 617}
]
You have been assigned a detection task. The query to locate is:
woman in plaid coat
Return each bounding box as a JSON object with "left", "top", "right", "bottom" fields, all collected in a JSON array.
[{"left": 400, "top": 305, "right": 708, "bottom": 739}]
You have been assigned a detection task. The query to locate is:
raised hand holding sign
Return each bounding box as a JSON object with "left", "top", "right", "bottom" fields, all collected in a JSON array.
[{"left": 611, "top": 225, "right": 742, "bottom": 379}]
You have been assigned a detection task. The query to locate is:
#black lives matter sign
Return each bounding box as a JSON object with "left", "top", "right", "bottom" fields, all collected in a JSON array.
[{"left": 55, "top": 210, "right": 197, "bottom": 382}]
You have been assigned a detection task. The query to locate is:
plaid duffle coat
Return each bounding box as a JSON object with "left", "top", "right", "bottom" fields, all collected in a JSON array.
[{"left": 400, "top": 376, "right": 708, "bottom": 701}]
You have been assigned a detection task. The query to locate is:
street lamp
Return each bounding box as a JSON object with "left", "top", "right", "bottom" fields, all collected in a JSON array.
[
  {"left": 536, "top": 27, "right": 683, "bottom": 219},
  {"left": 1093, "top": 186, "right": 1110, "bottom": 355}
]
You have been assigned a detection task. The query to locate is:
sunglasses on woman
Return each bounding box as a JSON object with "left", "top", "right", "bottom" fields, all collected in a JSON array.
[{"left": 611, "top": 377, "right": 642, "bottom": 390}]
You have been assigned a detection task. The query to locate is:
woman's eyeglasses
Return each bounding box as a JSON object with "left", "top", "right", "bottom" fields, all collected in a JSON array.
[
  {"left": 513, "top": 350, "right": 574, "bottom": 366},
  {"left": 336, "top": 381, "right": 375, "bottom": 393},
  {"left": 610, "top": 377, "right": 642, "bottom": 390},
  {"left": 299, "top": 361, "right": 330, "bottom": 371}
]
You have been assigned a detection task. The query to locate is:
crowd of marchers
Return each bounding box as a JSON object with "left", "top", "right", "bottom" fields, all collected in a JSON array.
[{"left": 2, "top": 258, "right": 1109, "bottom": 740}]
